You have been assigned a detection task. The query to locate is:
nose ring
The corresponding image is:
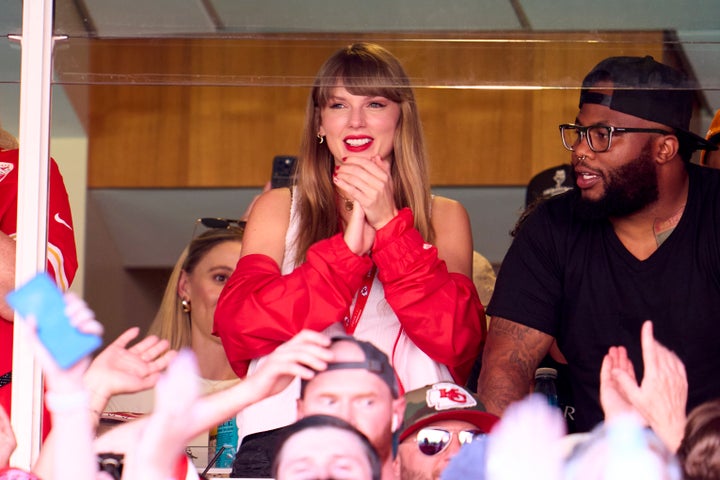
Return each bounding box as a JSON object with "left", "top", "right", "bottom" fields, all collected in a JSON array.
[{"left": 577, "top": 155, "right": 586, "bottom": 161}]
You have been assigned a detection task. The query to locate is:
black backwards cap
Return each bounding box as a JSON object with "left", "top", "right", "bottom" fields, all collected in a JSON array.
[
  {"left": 580, "top": 55, "right": 717, "bottom": 152},
  {"left": 300, "top": 336, "right": 399, "bottom": 398}
]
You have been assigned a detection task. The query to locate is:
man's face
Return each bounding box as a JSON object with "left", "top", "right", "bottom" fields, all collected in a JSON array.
[
  {"left": 571, "top": 101, "right": 660, "bottom": 220},
  {"left": 275, "top": 426, "right": 375, "bottom": 480},
  {"left": 297, "top": 341, "right": 404, "bottom": 462},
  {"left": 398, "top": 419, "right": 479, "bottom": 480}
]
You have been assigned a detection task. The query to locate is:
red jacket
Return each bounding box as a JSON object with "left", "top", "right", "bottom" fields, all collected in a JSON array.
[{"left": 214, "top": 208, "right": 485, "bottom": 384}]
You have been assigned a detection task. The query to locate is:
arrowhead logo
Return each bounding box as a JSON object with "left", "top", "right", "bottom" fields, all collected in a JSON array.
[{"left": 0, "top": 162, "right": 14, "bottom": 183}]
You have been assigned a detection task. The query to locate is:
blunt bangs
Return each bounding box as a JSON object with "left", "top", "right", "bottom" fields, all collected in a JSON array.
[{"left": 313, "top": 43, "right": 413, "bottom": 108}]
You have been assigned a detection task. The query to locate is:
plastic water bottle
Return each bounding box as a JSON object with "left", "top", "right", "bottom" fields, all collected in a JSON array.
[
  {"left": 210, "top": 417, "right": 238, "bottom": 468},
  {"left": 534, "top": 367, "right": 559, "bottom": 407}
]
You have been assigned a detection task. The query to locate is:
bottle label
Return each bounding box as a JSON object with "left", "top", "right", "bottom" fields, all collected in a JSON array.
[{"left": 214, "top": 418, "right": 238, "bottom": 468}]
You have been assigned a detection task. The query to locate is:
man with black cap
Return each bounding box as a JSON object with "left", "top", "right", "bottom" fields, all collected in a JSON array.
[
  {"left": 396, "top": 382, "right": 498, "bottom": 480},
  {"left": 232, "top": 335, "right": 404, "bottom": 479},
  {"left": 478, "top": 55, "right": 720, "bottom": 433},
  {"left": 297, "top": 336, "right": 405, "bottom": 480}
]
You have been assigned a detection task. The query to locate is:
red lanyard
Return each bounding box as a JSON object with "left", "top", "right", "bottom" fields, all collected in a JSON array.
[{"left": 343, "top": 265, "right": 377, "bottom": 335}]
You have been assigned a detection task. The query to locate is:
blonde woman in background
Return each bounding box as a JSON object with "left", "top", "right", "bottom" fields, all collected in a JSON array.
[{"left": 106, "top": 223, "right": 244, "bottom": 450}]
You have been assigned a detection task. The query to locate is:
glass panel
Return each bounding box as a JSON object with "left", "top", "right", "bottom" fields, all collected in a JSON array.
[
  {"left": 39, "top": 1, "right": 720, "bottom": 341},
  {"left": 0, "top": 4, "right": 708, "bottom": 476}
]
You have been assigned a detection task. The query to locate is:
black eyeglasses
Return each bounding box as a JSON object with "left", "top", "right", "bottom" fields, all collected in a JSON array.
[
  {"left": 559, "top": 124, "right": 672, "bottom": 153},
  {"left": 414, "top": 427, "right": 485, "bottom": 456},
  {"left": 191, "top": 217, "right": 246, "bottom": 239}
]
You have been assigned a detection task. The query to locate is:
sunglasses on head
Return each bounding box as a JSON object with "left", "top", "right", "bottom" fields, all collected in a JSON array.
[
  {"left": 414, "top": 427, "right": 485, "bottom": 456},
  {"left": 197, "top": 217, "right": 246, "bottom": 229},
  {"left": 191, "top": 217, "right": 246, "bottom": 239}
]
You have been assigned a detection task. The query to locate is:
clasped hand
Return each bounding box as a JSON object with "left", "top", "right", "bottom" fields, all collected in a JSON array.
[{"left": 333, "top": 155, "right": 398, "bottom": 255}]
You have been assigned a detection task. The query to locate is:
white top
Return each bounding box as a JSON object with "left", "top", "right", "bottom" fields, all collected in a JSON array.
[{"left": 236, "top": 189, "right": 451, "bottom": 441}]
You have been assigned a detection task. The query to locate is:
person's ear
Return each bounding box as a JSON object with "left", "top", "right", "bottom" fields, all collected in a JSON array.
[
  {"left": 656, "top": 134, "right": 679, "bottom": 164},
  {"left": 391, "top": 414, "right": 400, "bottom": 432},
  {"left": 391, "top": 397, "right": 406, "bottom": 432},
  {"left": 177, "top": 270, "right": 190, "bottom": 299}
]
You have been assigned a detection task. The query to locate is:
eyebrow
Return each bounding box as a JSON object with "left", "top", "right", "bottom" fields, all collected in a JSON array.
[{"left": 205, "top": 265, "right": 235, "bottom": 273}]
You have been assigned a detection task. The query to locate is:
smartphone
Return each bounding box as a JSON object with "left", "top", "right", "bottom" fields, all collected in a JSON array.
[
  {"left": 7, "top": 273, "right": 102, "bottom": 369},
  {"left": 271, "top": 155, "right": 297, "bottom": 188}
]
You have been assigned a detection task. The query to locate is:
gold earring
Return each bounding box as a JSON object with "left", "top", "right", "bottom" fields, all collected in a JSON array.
[
  {"left": 317, "top": 133, "right": 325, "bottom": 144},
  {"left": 181, "top": 299, "right": 191, "bottom": 313}
]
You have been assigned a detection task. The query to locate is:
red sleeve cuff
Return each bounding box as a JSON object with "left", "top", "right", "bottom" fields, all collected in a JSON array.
[{"left": 372, "top": 207, "right": 414, "bottom": 252}]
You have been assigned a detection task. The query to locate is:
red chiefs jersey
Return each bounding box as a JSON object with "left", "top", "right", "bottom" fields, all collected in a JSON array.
[{"left": 0, "top": 148, "right": 78, "bottom": 438}]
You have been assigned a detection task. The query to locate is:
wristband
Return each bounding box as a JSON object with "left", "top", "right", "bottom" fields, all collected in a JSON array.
[{"left": 44, "top": 390, "right": 90, "bottom": 413}]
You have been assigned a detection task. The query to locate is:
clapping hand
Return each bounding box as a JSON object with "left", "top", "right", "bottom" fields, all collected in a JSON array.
[
  {"left": 335, "top": 154, "right": 398, "bottom": 255},
  {"left": 600, "top": 321, "right": 688, "bottom": 451}
]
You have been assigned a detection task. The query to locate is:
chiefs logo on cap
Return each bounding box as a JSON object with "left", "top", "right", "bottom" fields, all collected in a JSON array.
[{"left": 425, "top": 382, "right": 477, "bottom": 411}]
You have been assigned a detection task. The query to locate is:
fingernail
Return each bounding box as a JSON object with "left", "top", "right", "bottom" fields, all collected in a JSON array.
[
  {"left": 335, "top": 165, "right": 340, "bottom": 171},
  {"left": 341, "top": 157, "right": 347, "bottom": 162}
]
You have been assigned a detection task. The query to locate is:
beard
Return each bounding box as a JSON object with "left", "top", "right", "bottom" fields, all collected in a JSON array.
[{"left": 574, "top": 141, "right": 659, "bottom": 221}]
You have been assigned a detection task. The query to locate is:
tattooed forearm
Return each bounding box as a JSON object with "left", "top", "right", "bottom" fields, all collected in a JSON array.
[{"left": 477, "top": 317, "right": 553, "bottom": 416}]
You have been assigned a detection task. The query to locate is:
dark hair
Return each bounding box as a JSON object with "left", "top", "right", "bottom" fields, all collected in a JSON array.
[
  {"left": 271, "top": 415, "right": 381, "bottom": 480},
  {"left": 677, "top": 399, "right": 720, "bottom": 480}
]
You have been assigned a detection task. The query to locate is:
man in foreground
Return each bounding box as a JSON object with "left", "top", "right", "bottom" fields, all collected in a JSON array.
[
  {"left": 232, "top": 336, "right": 405, "bottom": 479},
  {"left": 297, "top": 337, "right": 405, "bottom": 480}
]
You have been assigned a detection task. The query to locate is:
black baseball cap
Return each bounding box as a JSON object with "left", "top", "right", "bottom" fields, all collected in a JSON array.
[
  {"left": 579, "top": 55, "right": 717, "bottom": 152},
  {"left": 300, "top": 336, "right": 399, "bottom": 398}
]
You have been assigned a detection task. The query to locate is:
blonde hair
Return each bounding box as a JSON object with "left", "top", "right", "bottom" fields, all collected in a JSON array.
[
  {"left": 0, "top": 123, "right": 18, "bottom": 150},
  {"left": 147, "top": 226, "right": 243, "bottom": 350},
  {"left": 293, "top": 42, "right": 433, "bottom": 265}
]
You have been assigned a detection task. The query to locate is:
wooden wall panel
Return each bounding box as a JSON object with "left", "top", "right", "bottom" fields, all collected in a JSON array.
[{"left": 55, "top": 32, "right": 671, "bottom": 188}]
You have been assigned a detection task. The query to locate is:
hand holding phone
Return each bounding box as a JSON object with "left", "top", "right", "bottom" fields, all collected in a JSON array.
[{"left": 6, "top": 273, "right": 102, "bottom": 369}]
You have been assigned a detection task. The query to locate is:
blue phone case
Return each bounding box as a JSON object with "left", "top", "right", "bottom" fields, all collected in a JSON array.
[{"left": 6, "top": 273, "right": 102, "bottom": 369}]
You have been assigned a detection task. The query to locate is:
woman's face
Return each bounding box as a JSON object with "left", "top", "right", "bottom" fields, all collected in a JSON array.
[
  {"left": 178, "top": 240, "right": 242, "bottom": 342},
  {"left": 318, "top": 85, "right": 401, "bottom": 164}
]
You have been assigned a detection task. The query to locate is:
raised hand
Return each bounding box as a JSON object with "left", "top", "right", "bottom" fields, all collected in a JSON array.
[
  {"left": 17, "top": 291, "right": 103, "bottom": 394},
  {"left": 84, "top": 327, "right": 176, "bottom": 415},
  {"left": 243, "top": 329, "right": 334, "bottom": 401},
  {"left": 605, "top": 321, "right": 688, "bottom": 451},
  {"left": 334, "top": 154, "right": 398, "bottom": 230},
  {"left": 121, "top": 349, "right": 199, "bottom": 480},
  {"left": 21, "top": 292, "right": 102, "bottom": 480},
  {"left": 600, "top": 345, "right": 638, "bottom": 420}
]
